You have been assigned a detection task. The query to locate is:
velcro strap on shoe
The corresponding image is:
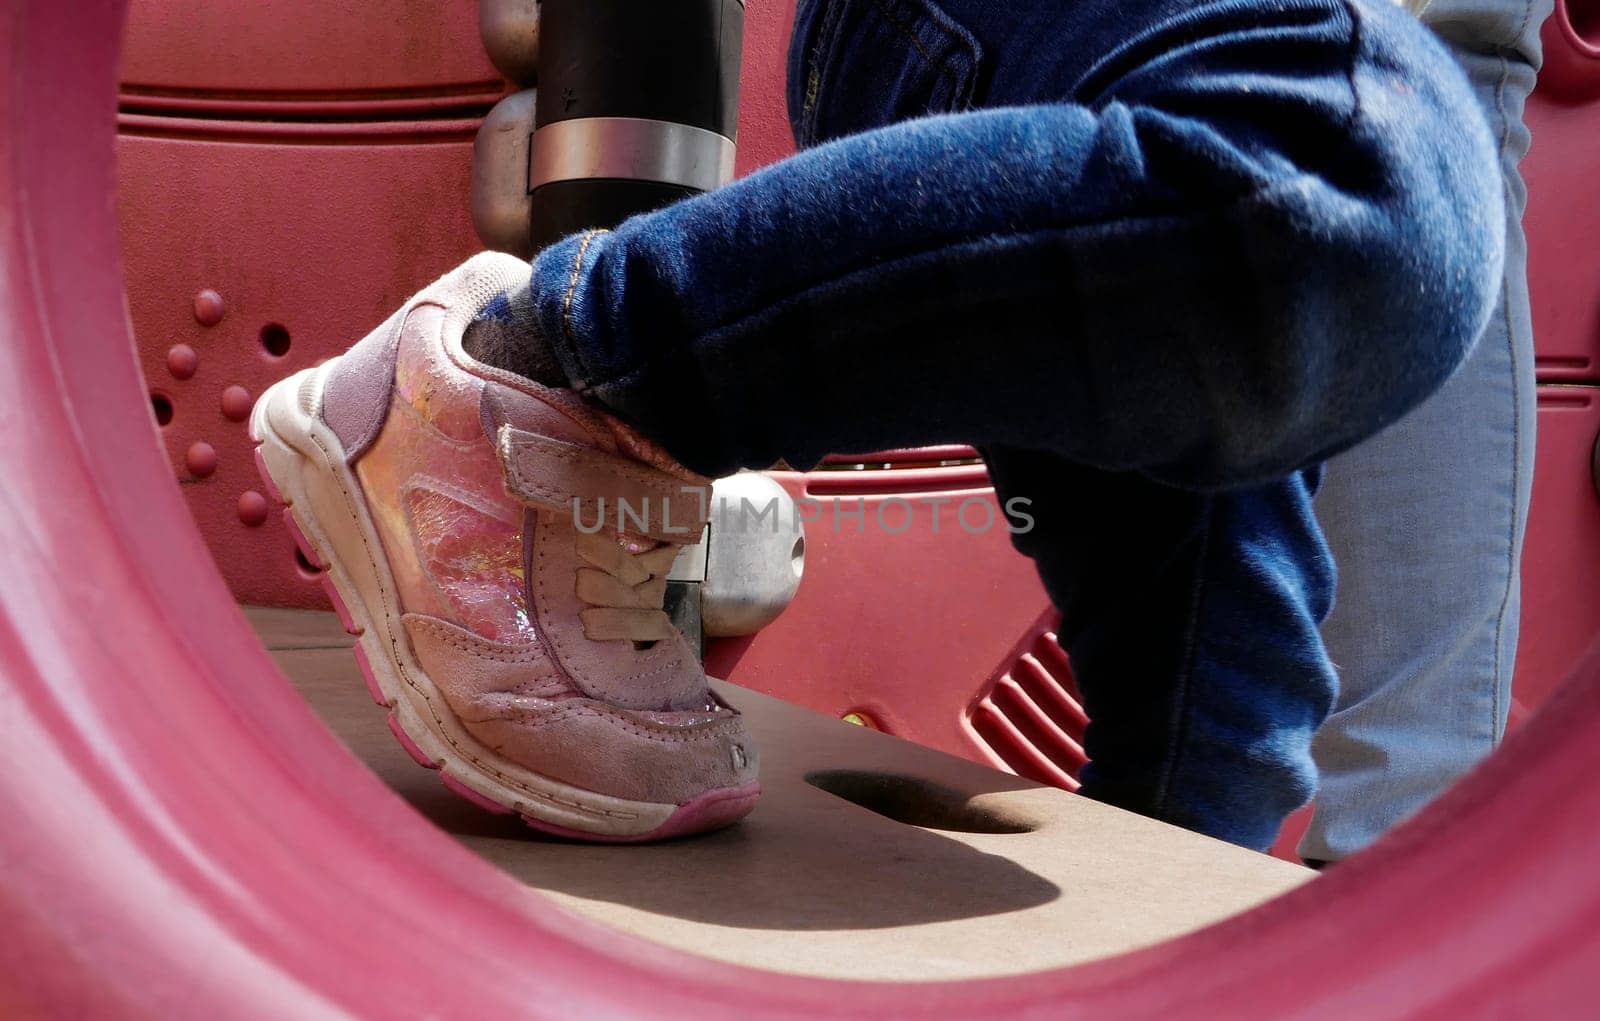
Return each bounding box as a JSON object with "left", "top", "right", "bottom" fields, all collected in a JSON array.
[{"left": 496, "top": 426, "right": 709, "bottom": 542}]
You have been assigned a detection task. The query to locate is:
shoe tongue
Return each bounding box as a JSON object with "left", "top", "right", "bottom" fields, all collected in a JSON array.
[{"left": 519, "top": 505, "right": 704, "bottom": 712}]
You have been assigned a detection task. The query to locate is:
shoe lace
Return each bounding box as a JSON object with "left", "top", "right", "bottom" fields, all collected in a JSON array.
[{"left": 573, "top": 529, "right": 684, "bottom": 644}]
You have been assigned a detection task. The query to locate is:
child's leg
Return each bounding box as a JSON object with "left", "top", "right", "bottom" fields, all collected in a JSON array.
[
  {"left": 1305, "top": 0, "right": 1548, "bottom": 862},
  {"left": 987, "top": 448, "right": 1334, "bottom": 851}
]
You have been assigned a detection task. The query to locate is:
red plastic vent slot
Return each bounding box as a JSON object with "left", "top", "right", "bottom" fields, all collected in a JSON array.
[{"left": 964, "top": 623, "right": 1089, "bottom": 792}]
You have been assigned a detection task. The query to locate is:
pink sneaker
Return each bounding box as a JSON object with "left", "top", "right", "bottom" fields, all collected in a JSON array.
[{"left": 251, "top": 253, "right": 759, "bottom": 840}]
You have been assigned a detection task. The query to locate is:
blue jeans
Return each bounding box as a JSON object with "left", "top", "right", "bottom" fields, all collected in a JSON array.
[
  {"left": 530, "top": 0, "right": 1506, "bottom": 849},
  {"left": 1303, "top": 0, "right": 1547, "bottom": 862}
]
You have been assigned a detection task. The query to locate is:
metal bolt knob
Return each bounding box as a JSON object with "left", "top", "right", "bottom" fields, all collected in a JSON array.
[{"left": 480, "top": 0, "right": 540, "bottom": 86}]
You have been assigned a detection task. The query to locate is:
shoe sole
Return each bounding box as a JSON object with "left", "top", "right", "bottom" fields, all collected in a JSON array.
[{"left": 250, "top": 365, "right": 759, "bottom": 841}]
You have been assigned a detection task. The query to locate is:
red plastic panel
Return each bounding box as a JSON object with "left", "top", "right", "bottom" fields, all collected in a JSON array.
[
  {"left": 962, "top": 621, "right": 1088, "bottom": 791},
  {"left": 1523, "top": 3, "right": 1600, "bottom": 383},
  {"left": 120, "top": 0, "right": 501, "bottom": 96},
  {"left": 119, "top": 131, "right": 486, "bottom": 606},
  {"left": 1533, "top": 0, "right": 1600, "bottom": 105},
  {"left": 1511, "top": 387, "right": 1600, "bottom": 724},
  {"left": 734, "top": 0, "right": 800, "bottom": 175}
]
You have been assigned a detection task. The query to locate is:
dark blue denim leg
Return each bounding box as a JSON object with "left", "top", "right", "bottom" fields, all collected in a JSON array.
[{"left": 986, "top": 449, "right": 1336, "bottom": 848}]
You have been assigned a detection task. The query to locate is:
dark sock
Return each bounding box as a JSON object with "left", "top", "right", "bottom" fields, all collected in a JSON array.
[{"left": 462, "top": 281, "right": 570, "bottom": 388}]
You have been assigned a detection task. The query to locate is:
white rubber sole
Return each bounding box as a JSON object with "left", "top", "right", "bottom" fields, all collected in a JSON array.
[{"left": 249, "top": 367, "right": 698, "bottom": 838}]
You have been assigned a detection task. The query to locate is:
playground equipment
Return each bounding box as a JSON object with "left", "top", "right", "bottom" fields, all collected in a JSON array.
[{"left": 3, "top": 0, "right": 1600, "bottom": 1014}]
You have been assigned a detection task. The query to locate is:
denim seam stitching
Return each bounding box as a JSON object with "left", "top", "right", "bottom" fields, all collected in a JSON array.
[
  {"left": 801, "top": 0, "right": 850, "bottom": 146},
  {"left": 868, "top": 0, "right": 959, "bottom": 77},
  {"left": 806, "top": 0, "right": 975, "bottom": 144},
  {"left": 1337, "top": 0, "right": 1364, "bottom": 131},
  {"left": 1486, "top": 12, "right": 1530, "bottom": 745},
  {"left": 1152, "top": 496, "right": 1214, "bottom": 818},
  {"left": 558, "top": 229, "right": 606, "bottom": 392}
]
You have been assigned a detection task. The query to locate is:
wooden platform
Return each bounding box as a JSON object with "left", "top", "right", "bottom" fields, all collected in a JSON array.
[{"left": 250, "top": 607, "right": 1310, "bottom": 981}]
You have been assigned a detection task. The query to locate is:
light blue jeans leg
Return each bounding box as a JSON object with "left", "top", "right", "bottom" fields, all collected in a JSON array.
[{"left": 1301, "top": 0, "right": 1549, "bottom": 863}]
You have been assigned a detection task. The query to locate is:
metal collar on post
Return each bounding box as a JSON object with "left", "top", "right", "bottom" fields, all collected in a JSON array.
[{"left": 529, "top": 116, "right": 736, "bottom": 193}]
